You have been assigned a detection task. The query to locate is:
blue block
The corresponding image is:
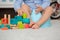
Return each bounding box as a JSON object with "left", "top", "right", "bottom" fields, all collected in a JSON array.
[
  {"left": 15, "top": 16, "right": 23, "bottom": 21},
  {"left": 6, "top": 25, "right": 10, "bottom": 29},
  {"left": 0, "top": 24, "right": 4, "bottom": 28},
  {"left": 22, "top": 18, "right": 30, "bottom": 24},
  {"left": 0, "top": 25, "right": 1, "bottom": 28},
  {"left": 10, "top": 18, "right": 17, "bottom": 25}
]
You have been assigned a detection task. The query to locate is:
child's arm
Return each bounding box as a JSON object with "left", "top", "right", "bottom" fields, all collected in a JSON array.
[
  {"left": 32, "top": 0, "right": 53, "bottom": 29},
  {"left": 32, "top": 6, "right": 53, "bottom": 29},
  {"left": 35, "top": 0, "right": 50, "bottom": 13}
]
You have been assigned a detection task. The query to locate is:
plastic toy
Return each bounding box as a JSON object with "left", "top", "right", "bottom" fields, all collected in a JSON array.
[
  {"left": 0, "top": 21, "right": 1, "bottom": 24},
  {"left": 22, "top": 18, "right": 30, "bottom": 24},
  {"left": 22, "top": 13, "right": 27, "bottom": 18},
  {"left": 2, "top": 14, "right": 8, "bottom": 24},
  {"left": 8, "top": 14, "right": 10, "bottom": 24},
  {"left": 6, "top": 25, "right": 10, "bottom": 29},
  {"left": 24, "top": 24, "right": 30, "bottom": 28},
  {"left": 0, "top": 24, "right": 4, "bottom": 28},
  {"left": 17, "top": 21, "right": 24, "bottom": 29},
  {"left": 10, "top": 18, "right": 17, "bottom": 25},
  {"left": 15, "top": 15, "right": 23, "bottom": 21},
  {"left": 1, "top": 27, "right": 8, "bottom": 30}
]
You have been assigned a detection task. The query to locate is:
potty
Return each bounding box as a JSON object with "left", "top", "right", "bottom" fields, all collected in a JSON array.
[{"left": 31, "top": 10, "right": 51, "bottom": 28}]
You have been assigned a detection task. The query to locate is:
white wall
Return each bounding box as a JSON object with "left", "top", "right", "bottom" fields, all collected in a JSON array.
[{"left": 0, "top": 0, "right": 15, "bottom": 8}]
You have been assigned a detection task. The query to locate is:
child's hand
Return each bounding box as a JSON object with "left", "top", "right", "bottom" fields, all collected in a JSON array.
[
  {"left": 35, "top": 5, "right": 43, "bottom": 13},
  {"left": 32, "top": 23, "right": 40, "bottom": 29},
  {"left": 17, "top": 8, "right": 23, "bottom": 15},
  {"left": 29, "top": 21, "right": 35, "bottom": 28}
]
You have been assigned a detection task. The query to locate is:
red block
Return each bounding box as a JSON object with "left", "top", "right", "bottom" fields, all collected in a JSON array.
[
  {"left": 2, "top": 18, "right": 8, "bottom": 24},
  {"left": 24, "top": 24, "right": 30, "bottom": 28},
  {"left": 1, "top": 28, "right": 8, "bottom": 30}
]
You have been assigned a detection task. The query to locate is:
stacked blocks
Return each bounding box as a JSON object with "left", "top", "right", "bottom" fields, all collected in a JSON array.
[
  {"left": 0, "top": 13, "right": 30, "bottom": 29},
  {"left": 15, "top": 13, "right": 30, "bottom": 29},
  {"left": 22, "top": 13, "right": 30, "bottom": 24}
]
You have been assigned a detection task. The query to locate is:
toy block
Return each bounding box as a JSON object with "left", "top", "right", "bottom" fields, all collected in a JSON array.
[
  {"left": 2, "top": 18, "right": 8, "bottom": 24},
  {"left": 0, "top": 24, "right": 4, "bottom": 28},
  {"left": 8, "top": 14, "right": 10, "bottom": 24},
  {"left": 17, "top": 21, "right": 22, "bottom": 24},
  {"left": 6, "top": 25, "right": 10, "bottom": 29},
  {"left": 24, "top": 24, "right": 30, "bottom": 28},
  {"left": 15, "top": 16, "right": 23, "bottom": 21},
  {"left": 0, "top": 26, "right": 1, "bottom": 28},
  {"left": 0, "top": 20, "right": 2, "bottom": 24},
  {"left": 10, "top": 24, "right": 17, "bottom": 29},
  {"left": 22, "top": 13, "right": 27, "bottom": 18},
  {"left": 22, "top": 18, "right": 30, "bottom": 24},
  {"left": 17, "top": 21, "right": 24, "bottom": 29},
  {"left": 10, "top": 18, "right": 17, "bottom": 25},
  {"left": 1, "top": 27, "right": 8, "bottom": 30},
  {"left": 10, "top": 24, "right": 16, "bottom": 27}
]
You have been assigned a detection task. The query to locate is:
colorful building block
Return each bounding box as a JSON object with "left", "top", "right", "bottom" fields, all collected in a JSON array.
[
  {"left": 0, "top": 24, "right": 4, "bottom": 28},
  {"left": 15, "top": 16, "right": 23, "bottom": 21},
  {"left": 2, "top": 18, "right": 8, "bottom": 24},
  {"left": 22, "top": 18, "right": 30, "bottom": 24},
  {"left": 22, "top": 13, "right": 27, "bottom": 18},
  {"left": 24, "top": 24, "right": 30, "bottom": 28},
  {"left": 0, "top": 20, "right": 2, "bottom": 24},
  {"left": 17, "top": 21, "right": 24, "bottom": 29},
  {"left": 10, "top": 18, "right": 17, "bottom": 25},
  {"left": 6, "top": 25, "right": 10, "bottom": 29},
  {"left": 1, "top": 27, "right": 8, "bottom": 30},
  {"left": 8, "top": 14, "right": 10, "bottom": 24}
]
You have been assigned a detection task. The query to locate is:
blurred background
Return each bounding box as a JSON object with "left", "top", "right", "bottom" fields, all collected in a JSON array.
[{"left": 0, "top": 0, "right": 60, "bottom": 19}]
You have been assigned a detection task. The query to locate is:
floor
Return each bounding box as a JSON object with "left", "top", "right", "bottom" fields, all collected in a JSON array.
[{"left": 0, "top": 20, "right": 60, "bottom": 40}]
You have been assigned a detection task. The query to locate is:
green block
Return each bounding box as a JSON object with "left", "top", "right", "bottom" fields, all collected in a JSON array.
[
  {"left": 0, "top": 20, "right": 2, "bottom": 24},
  {"left": 22, "top": 13, "right": 27, "bottom": 18},
  {"left": 17, "top": 21, "right": 23, "bottom": 24},
  {"left": 19, "top": 24, "right": 24, "bottom": 29},
  {"left": 17, "top": 21, "right": 24, "bottom": 29}
]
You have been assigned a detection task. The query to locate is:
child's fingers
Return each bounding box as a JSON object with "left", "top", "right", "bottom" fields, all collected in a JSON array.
[
  {"left": 32, "top": 24, "right": 39, "bottom": 29},
  {"left": 17, "top": 9, "right": 23, "bottom": 15}
]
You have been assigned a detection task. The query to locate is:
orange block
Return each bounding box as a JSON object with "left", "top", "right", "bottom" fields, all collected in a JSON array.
[
  {"left": 2, "top": 18, "right": 8, "bottom": 24},
  {"left": 1, "top": 28, "right": 8, "bottom": 30},
  {"left": 24, "top": 24, "right": 30, "bottom": 28}
]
